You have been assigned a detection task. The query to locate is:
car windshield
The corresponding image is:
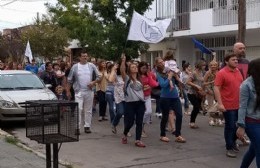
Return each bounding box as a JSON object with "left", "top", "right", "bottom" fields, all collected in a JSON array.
[{"left": 0, "top": 73, "right": 45, "bottom": 90}]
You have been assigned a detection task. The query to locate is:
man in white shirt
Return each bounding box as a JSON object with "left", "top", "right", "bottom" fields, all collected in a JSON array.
[{"left": 67, "top": 51, "right": 100, "bottom": 135}]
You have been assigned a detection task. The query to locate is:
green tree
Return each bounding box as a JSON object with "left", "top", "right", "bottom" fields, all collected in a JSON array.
[
  {"left": 0, "top": 29, "right": 24, "bottom": 62},
  {"left": 21, "top": 17, "right": 70, "bottom": 61},
  {"left": 47, "top": 0, "right": 153, "bottom": 60}
]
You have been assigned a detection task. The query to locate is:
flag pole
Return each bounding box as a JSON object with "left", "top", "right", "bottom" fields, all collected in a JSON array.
[
  {"left": 123, "top": 38, "right": 128, "bottom": 52},
  {"left": 22, "top": 42, "right": 28, "bottom": 67},
  {"left": 123, "top": 10, "right": 135, "bottom": 53}
]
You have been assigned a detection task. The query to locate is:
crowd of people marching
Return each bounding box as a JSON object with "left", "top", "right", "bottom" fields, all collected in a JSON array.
[{"left": 0, "top": 42, "right": 260, "bottom": 167}]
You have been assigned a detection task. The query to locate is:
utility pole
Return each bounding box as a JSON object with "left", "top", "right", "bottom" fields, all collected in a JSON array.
[
  {"left": 36, "top": 12, "right": 40, "bottom": 24},
  {"left": 238, "top": 0, "right": 246, "bottom": 43}
]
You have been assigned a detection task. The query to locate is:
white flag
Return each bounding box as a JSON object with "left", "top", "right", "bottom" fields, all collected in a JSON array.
[
  {"left": 25, "top": 41, "right": 33, "bottom": 63},
  {"left": 127, "top": 11, "right": 172, "bottom": 43}
]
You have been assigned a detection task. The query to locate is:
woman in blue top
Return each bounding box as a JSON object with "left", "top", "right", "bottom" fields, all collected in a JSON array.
[
  {"left": 155, "top": 57, "right": 186, "bottom": 143},
  {"left": 237, "top": 58, "right": 260, "bottom": 168}
]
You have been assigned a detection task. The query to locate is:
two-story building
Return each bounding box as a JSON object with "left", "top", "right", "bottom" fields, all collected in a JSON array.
[{"left": 143, "top": 0, "right": 260, "bottom": 68}]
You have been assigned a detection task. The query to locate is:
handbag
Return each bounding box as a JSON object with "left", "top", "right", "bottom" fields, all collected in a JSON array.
[
  {"left": 196, "top": 89, "right": 206, "bottom": 98},
  {"left": 207, "top": 103, "right": 219, "bottom": 113},
  {"left": 151, "top": 85, "right": 161, "bottom": 99}
]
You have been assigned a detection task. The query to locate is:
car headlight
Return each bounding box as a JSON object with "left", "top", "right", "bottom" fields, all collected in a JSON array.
[
  {"left": 52, "top": 96, "right": 58, "bottom": 100},
  {"left": 0, "top": 100, "right": 17, "bottom": 108}
]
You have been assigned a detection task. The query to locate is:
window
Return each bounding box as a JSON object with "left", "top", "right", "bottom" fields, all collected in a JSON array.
[
  {"left": 146, "top": 50, "right": 163, "bottom": 67},
  {"left": 218, "top": 0, "right": 227, "bottom": 7},
  {"left": 0, "top": 74, "right": 44, "bottom": 90},
  {"left": 194, "top": 36, "right": 236, "bottom": 63}
]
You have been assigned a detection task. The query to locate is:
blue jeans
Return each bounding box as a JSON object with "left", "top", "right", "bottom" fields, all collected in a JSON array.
[
  {"left": 160, "top": 97, "right": 183, "bottom": 137},
  {"left": 240, "top": 122, "right": 260, "bottom": 168},
  {"left": 182, "top": 89, "right": 189, "bottom": 109},
  {"left": 105, "top": 91, "right": 115, "bottom": 123},
  {"left": 223, "top": 110, "right": 238, "bottom": 150},
  {"left": 123, "top": 101, "right": 145, "bottom": 141},
  {"left": 112, "top": 101, "right": 125, "bottom": 127}
]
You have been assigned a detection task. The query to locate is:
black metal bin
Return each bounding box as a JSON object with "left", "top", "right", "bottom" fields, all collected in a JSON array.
[{"left": 25, "top": 100, "right": 79, "bottom": 144}]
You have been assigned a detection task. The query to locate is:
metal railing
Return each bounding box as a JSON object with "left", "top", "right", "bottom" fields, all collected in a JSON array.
[
  {"left": 156, "top": 0, "right": 175, "bottom": 19},
  {"left": 213, "top": 4, "right": 238, "bottom": 26},
  {"left": 169, "top": 12, "right": 190, "bottom": 31},
  {"left": 156, "top": 0, "right": 215, "bottom": 19},
  {"left": 156, "top": 0, "right": 213, "bottom": 31},
  {"left": 246, "top": 1, "right": 260, "bottom": 22},
  {"left": 191, "top": 0, "right": 214, "bottom": 11},
  {"left": 156, "top": 0, "right": 260, "bottom": 30},
  {"left": 213, "top": 0, "right": 260, "bottom": 26}
]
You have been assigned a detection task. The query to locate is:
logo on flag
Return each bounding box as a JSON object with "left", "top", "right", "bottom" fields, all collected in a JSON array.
[
  {"left": 141, "top": 21, "right": 163, "bottom": 42},
  {"left": 127, "top": 11, "right": 171, "bottom": 43}
]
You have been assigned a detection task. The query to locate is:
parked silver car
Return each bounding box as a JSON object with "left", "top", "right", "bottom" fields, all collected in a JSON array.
[{"left": 0, "top": 70, "right": 57, "bottom": 121}]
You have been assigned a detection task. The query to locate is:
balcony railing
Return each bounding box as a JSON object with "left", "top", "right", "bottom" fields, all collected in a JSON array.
[
  {"left": 213, "top": 4, "right": 238, "bottom": 26},
  {"left": 247, "top": 1, "right": 260, "bottom": 22},
  {"left": 156, "top": 0, "right": 175, "bottom": 20},
  {"left": 156, "top": 0, "right": 260, "bottom": 31},
  {"left": 213, "top": 1, "right": 260, "bottom": 26},
  {"left": 169, "top": 13, "right": 190, "bottom": 31}
]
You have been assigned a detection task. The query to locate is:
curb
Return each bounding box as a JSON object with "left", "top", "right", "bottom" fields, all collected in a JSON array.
[{"left": 0, "top": 128, "right": 72, "bottom": 167}]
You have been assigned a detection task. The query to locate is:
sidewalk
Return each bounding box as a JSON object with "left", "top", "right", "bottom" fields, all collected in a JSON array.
[{"left": 0, "top": 129, "right": 65, "bottom": 168}]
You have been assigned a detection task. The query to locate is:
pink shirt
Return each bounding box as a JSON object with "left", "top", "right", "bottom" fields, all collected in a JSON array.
[{"left": 140, "top": 74, "right": 158, "bottom": 97}]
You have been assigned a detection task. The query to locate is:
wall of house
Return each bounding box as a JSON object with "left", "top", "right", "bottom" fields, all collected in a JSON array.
[
  {"left": 176, "top": 38, "right": 195, "bottom": 68},
  {"left": 148, "top": 42, "right": 169, "bottom": 53},
  {"left": 173, "top": 9, "right": 238, "bottom": 37},
  {"left": 145, "top": 40, "right": 177, "bottom": 67},
  {"left": 172, "top": 9, "right": 260, "bottom": 37},
  {"left": 245, "top": 31, "right": 260, "bottom": 61},
  {"left": 147, "top": 26, "right": 260, "bottom": 67},
  {"left": 148, "top": 40, "right": 176, "bottom": 56}
]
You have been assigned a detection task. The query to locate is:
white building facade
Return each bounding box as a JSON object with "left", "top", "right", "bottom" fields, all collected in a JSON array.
[{"left": 143, "top": 0, "right": 260, "bottom": 68}]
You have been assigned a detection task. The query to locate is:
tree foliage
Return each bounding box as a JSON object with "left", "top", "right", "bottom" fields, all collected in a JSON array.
[
  {"left": 0, "top": 17, "right": 69, "bottom": 63},
  {"left": 21, "top": 17, "right": 69, "bottom": 61},
  {"left": 47, "top": 0, "right": 153, "bottom": 60},
  {"left": 0, "top": 29, "right": 24, "bottom": 62}
]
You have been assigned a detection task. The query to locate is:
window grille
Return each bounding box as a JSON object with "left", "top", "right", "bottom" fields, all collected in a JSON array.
[{"left": 194, "top": 36, "right": 236, "bottom": 63}]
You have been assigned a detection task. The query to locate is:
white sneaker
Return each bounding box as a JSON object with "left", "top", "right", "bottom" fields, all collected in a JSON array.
[
  {"left": 209, "top": 120, "right": 215, "bottom": 126},
  {"left": 217, "top": 119, "right": 224, "bottom": 126},
  {"left": 155, "top": 113, "right": 162, "bottom": 118},
  {"left": 141, "top": 131, "right": 148, "bottom": 138},
  {"left": 184, "top": 111, "right": 191, "bottom": 116},
  {"left": 240, "top": 137, "right": 250, "bottom": 146}
]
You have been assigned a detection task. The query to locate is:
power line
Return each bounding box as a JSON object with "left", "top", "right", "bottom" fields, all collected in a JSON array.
[
  {"left": 0, "top": 0, "right": 18, "bottom": 7},
  {"left": 0, "top": 0, "right": 55, "bottom": 14},
  {"left": 0, "top": 6, "right": 45, "bottom": 14},
  {"left": 0, "top": 19, "right": 23, "bottom": 25},
  {"left": 0, "top": 25, "right": 11, "bottom": 29},
  {"left": 20, "top": 0, "right": 53, "bottom": 1},
  {"left": 0, "top": 0, "right": 54, "bottom": 7}
]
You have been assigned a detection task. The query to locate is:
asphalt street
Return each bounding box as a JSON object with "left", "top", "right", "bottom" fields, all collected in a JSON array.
[{"left": 4, "top": 101, "right": 257, "bottom": 168}]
